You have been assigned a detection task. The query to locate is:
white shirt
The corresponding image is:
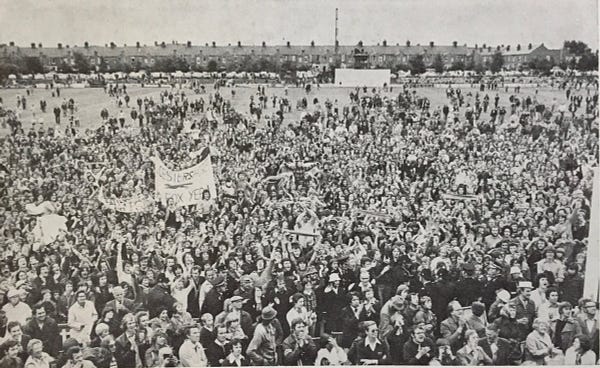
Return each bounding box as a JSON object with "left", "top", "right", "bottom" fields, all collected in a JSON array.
[
  {"left": 315, "top": 346, "right": 347, "bottom": 366},
  {"left": 68, "top": 301, "right": 98, "bottom": 344},
  {"left": 179, "top": 340, "right": 207, "bottom": 367},
  {"left": 2, "top": 301, "right": 31, "bottom": 325}
]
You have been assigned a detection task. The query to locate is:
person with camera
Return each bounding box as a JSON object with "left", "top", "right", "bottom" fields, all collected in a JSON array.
[
  {"left": 314, "top": 333, "right": 347, "bottom": 366},
  {"left": 156, "top": 346, "right": 179, "bottom": 367},
  {"left": 282, "top": 318, "right": 317, "bottom": 365}
]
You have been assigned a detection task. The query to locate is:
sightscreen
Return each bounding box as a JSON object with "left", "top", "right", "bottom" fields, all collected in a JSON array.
[{"left": 334, "top": 68, "right": 391, "bottom": 87}]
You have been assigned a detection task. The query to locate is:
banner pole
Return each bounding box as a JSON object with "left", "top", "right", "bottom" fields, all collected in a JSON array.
[{"left": 583, "top": 167, "right": 600, "bottom": 302}]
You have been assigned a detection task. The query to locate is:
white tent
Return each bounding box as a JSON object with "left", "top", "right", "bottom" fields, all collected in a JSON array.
[
  {"left": 184, "top": 72, "right": 192, "bottom": 78},
  {"left": 150, "top": 72, "right": 162, "bottom": 78},
  {"left": 172, "top": 71, "right": 184, "bottom": 78},
  {"left": 8, "top": 74, "right": 16, "bottom": 79},
  {"left": 34, "top": 73, "right": 45, "bottom": 80}
]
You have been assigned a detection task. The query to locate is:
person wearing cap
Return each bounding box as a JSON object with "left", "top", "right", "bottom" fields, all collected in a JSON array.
[
  {"left": 489, "top": 289, "right": 511, "bottom": 321},
  {"left": 146, "top": 273, "right": 177, "bottom": 320},
  {"left": 282, "top": 318, "right": 317, "bottom": 365},
  {"left": 246, "top": 306, "right": 281, "bottom": 366},
  {"left": 2, "top": 288, "right": 31, "bottom": 326},
  {"left": 456, "top": 263, "right": 483, "bottom": 307},
  {"left": 320, "top": 273, "right": 346, "bottom": 334},
  {"left": 509, "top": 281, "right": 536, "bottom": 331},
  {"left": 202, "top": 275, "right": 228, "bottom": 317},
  {"left": 481, "top": 261, "right": 510, "bottom": 310},
  {"left": 215, "top": 295, "right": 253, "bottom": 337}
]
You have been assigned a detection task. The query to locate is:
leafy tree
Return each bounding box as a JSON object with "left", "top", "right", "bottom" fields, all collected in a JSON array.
[
  {"left": 22, "top": 57, "right": 45, "bottom": 74},
  {"left": 449, "top": 60, "right": 466, "bottom": 71},
  {"left": 489, "top": 51, "right": 504, "bottom": 73},
  {"left": 408, "top": 54, "right": 426, "bottom": 75},
  {"left": 73, "top": 52, "right": 90, "bottom": 73},
  {"left": 58, "top": 60, "right": 73, "bottom": 73},
  {"left": 0, "top": 62, "right": 20, "bottom": 82},
  {"left": 577, "top": 52, "right": 598, "bottom": 71},
  {"left": 207, "top": 59, "right": 219, "bottom": 72},
  {"left": 174, "top": 57, "right": 190, "bottom": 72},
  {"left": 528, "top": 57, "right": 554, "bottom": 75},
  {"left": 431, "top": 54, "right": 445, "bottom": 73},
  {"left": 563, "top": 40, "right": 590, "bottom": 56},
  {"left": 280, "top": 60, "right": 297, "bottom": 73}
]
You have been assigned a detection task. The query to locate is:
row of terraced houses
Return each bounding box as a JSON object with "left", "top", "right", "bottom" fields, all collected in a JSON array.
[{"left": 0, "top": 40, "right": 575, "bottom": 72}]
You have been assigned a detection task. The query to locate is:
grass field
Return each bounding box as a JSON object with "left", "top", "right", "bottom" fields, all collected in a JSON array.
[{"left": 0, "top": 83, "right": 572, "bottom": 136}]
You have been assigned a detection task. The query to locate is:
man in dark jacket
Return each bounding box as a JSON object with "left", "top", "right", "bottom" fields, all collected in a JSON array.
[
  {"left": 348, "top": 320, "right": 390, "bottom": 365},
  {"left": 456, "top": 263, "right": 483, "bottom": 307},
  {"left": 23, "top": 304, "right": 61, "bottom": 358},
  {"left": 559, "top": 263, "right": 584, "bottom": 306},
  {"left": 478, "top": 324, "right": 513, "bottom": 365},
  {"left": 202, "top": 276, "right": 227, "bottom": 317},
  {"left": 402, "top": 325, "right": 436, "bottom": 365},
  {"left": 282, "top": 319, "right": 318, "bottom": 365},
  {"left": 205, "top": 325, "right": 230, "bottom": 366},
  {"left": 145, "top": 274, "right": 176, "bottom": 318},
  {"left": 114, "top": 314, "right": 143, "bottom": 368}
]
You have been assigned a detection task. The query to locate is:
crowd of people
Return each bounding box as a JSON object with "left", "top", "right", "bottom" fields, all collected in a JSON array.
[{"left": 0, "top": 75, "right": 598, "bottom": 367}]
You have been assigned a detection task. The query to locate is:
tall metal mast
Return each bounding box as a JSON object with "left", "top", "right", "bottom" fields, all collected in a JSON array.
[{"left": 335, "top": 8, "right": 339, "bottom": 54}]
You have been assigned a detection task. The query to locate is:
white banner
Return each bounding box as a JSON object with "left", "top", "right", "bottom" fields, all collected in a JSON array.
[
  {"left": 153, "top": 152, "right": 217, "bottom": 207},
  {"left": 98, "top": 188, "right": 154, "bottom": 213}
]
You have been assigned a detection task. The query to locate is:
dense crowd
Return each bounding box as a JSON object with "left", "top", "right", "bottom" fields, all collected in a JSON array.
[{"left": 0, "top": 76, "right": 598, "bottom": 367}]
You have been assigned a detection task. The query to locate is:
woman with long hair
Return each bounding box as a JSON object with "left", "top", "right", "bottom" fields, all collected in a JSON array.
[
  {"left": 143, "top": 330, "right": 171, "bottom": 368},
  {"left": 564, "top": 335, "right": 597, "bottom": 365}
]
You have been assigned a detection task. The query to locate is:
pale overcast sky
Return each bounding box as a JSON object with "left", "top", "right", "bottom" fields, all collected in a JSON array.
[{"left": 0, "top": 0, "right": 598, "bottom": 49}]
